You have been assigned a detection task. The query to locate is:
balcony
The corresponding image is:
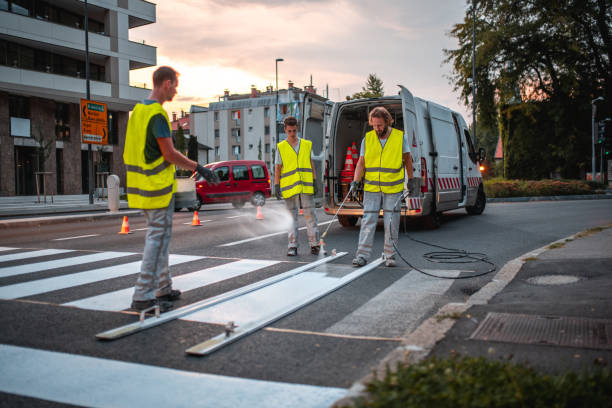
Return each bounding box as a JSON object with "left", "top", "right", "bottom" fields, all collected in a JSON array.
[
  {"left": 120, "top": 39, "right": 156, "bottom": 68},
  {"left": 127, "top": 0, "right": 156, "bottom": 28}
]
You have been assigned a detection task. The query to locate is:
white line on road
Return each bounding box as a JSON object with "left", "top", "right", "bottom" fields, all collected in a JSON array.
[
  {"left": 0, "top": 254, "right": 202, "bottom": 299},
  {"left": 132, "top": 227, "right": 148, "bottom": 231},
  {"left": 218, "top": 220, "right": 336, "bottom": 247},
  {"left": 0, "top": 249, "right": 74, "bottom": 263},
  {"left": 66, "top": 259, "right": 280, "bottom": 311},
  {"left": 52, "top": 234, "right": 100, "bottom": 241},
  {"left": 0, "top": 344, "right": 346, "bottom": 408},
  {"left": 183, "top": 220, "right": 212, "bottom": 225},
  {"left": 0, "top": 251, "right": 137, "bottom": 279},
  {"left": 225, "top": 214, "right": 250, "bottom": 219}
]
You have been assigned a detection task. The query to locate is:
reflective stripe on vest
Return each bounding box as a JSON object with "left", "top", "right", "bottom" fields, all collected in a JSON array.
[
  {"left": 278, "top": 139, "right": 314, "bottom": 198},
  {"left": 123, "top": 103, "right": 176, "bottom": 209},
  {"left": 364, "top": 128, "right": 404, "bottom": 193}
]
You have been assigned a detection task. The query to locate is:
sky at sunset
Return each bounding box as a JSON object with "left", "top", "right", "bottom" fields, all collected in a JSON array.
[{"left": 129, "top": 0, "right": 471, "bottom": 121}]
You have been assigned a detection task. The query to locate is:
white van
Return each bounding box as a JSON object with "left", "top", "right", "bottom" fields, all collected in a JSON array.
[{"left": 317, "top": 86, "right": 487, "bottom": 228}]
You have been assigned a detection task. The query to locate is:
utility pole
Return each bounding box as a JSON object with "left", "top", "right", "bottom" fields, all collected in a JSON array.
[
  {"left": 472, "top": 0, "right": 477, "bottom": 145},
  {"left": 85, "top": 0, "right": 93, "bottom": 204},
  {"left": 592, "top": 97, "right": 604, "bottom": 181}
]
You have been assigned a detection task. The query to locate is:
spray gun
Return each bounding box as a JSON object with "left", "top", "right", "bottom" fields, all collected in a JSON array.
[{"left": 319, "top": 182, "right": 357, "bottom": 256}]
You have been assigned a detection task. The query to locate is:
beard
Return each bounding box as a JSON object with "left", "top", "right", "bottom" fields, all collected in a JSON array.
[{"left": 375, "top": 126, "right": 388, "bottom": 138}]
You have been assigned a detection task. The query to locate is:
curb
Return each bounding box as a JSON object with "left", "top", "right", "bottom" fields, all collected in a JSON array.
[
  {"left": 332, "top": 229, "right": 598, "bottom": 407},
  {"left": 0, "top": 210, "right": 143, "bottom": 229},
  {"left": 487, "top": 193, "right": 612, "bottom": 203}
]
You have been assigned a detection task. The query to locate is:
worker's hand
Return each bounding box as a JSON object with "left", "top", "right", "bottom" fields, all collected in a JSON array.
[
  {"left": 313, "top": 183, "right": 318, "bottom": 196},
  {"left": 408, "top": 178, "right": 420, "bottom": 196},
  {"left": 349, "top": 181, "right": 360, "bottom": 198},
  {"left": 196, "top": 165, "right": 220, "bottom": 185},
  {"left": 275, "top": 184, "right": 282, "bottom": 200}
]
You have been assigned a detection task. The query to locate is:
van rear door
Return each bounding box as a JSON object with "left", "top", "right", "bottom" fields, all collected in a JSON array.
[
  {"left": 427, "top": 102, "right": 462, "bottom": 209},
  {"left": 399, "top": 86, "right": 422, "bottom": 198},
  {"left": 301, "top": 94, "right": 328, "bottom": 205}
]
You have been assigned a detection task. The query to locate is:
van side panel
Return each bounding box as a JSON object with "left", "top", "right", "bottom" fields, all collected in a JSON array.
[{"left": 302, "top": 96, "right": 326, "bottom": 204}]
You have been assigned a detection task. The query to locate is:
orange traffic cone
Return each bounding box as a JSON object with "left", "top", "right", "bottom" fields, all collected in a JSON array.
[
  {"left": 340, "top": 146, "right": 355, "bottom": 183},
  {"left": 118, "top": 216, "right": 132, "bottom": 234},
  {"left": 191, "top": 211, "right": 201, "bottom": 226},
  {"left": 256, "top": 206, "right": 264, "bottom": 220},
  {"left": 351, "top": 141, "right": 359, "bottom": 162}
]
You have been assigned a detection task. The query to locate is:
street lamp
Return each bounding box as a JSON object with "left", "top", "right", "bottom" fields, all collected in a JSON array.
[
  {"left": 592, "top": 96, "right": 604, "bottom": 181},
  {"left": 275, "top": 58, "right": 284, "bottom": 143}
]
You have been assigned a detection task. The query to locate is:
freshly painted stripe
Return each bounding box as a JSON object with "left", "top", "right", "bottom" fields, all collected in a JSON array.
[
  {"left": 66, "top": 259, "right": 280, "bottom": 311},
  {"left": 265, "top": 327, "right": 400, "bottom": 342},
  {"left": 0, "top": 247, "right": 16, "bottom": 252},
  {"left": 0, "top": 249, "right": 73, "bottom": 263},
  {"left": 183, "top": 220, "right": 212, "bottom": 225},
  {"left": 225, "top": 215, "right": 249, "bottom": 219},
  {"left": 132, "top": 227, "right": 148, "bottom": 231},
  {"left": 0, "top": 254, "right": 202, "bottom": 299},
  {"left": 0, "top": 251, "right": 137, "bottom": 279},
  {"left": 52, "top": 234, "right": 100, "bottom": 241},
  {"left": 0, "top": 344, "right": 346, "bottom": 408},
  {"left": 326, "top": 269, "right": 460, "bottom": 338},
  {"left": 218, "top": 220, "right": 335, "bottom": 247}
]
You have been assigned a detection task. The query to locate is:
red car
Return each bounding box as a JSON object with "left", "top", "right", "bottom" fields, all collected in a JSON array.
[{"left": 194, "top": 160, "right": 271, "bottom": 209}]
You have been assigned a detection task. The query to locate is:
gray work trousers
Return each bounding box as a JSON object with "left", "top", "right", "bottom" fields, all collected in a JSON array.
[
  {"left": 285, "top": 193, "right": 319, "bottom": 248},
  {"left": 355, "top": 191, "right": 402, "bottom": 261},
  {"left": 132, "top": 196, "right": 175, "bottom": 301}
]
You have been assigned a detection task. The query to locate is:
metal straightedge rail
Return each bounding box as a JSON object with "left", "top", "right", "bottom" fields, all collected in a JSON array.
[
  {"left": 185, "top": 257, "right": 385, "bottom": 356},
  {"left": 95, "top": 252, "right": 348, "bottom": 341}
]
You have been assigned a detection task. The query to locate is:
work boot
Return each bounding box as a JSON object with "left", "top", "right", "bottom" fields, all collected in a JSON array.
[
  {"left": 287, "top": 247, "right": 297, "bottom": 256},
  {"left": 156, "top": 289, "right": 181, "bottom": 302},
  {"left": 384, "top": 257, "right": 397, "bottom": 267},
  {"left": 130, "top": 299, "right": 173, "bottom": 313},
  {"left": 352, "top": 256, "right": 367, "bottom": 267},
  {"left": 311, "top": 245, "right": 320, "bottom": 255}
]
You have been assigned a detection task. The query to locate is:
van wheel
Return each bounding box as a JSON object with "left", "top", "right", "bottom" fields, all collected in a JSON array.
[
  {"left": 338, "top": 215, "right": 358, "bottom": 227},
  {"left": 424, "top": 208, "right": 441, "bottom": 229},
  {"left": 251, "top": 192, "right": 265, "bottom": 207},
  {"left": 232, "top": 200, "right": 246, "bottom": 209},
  {"left": 466, "top": 186, "right": 486, "bottom": 215}
]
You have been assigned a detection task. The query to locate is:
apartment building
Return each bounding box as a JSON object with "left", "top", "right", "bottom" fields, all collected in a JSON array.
[
  {"left": 190, "top": 82, "right": 323, "bottom": 172},
  {"left": 0, "top": 0, "right": 156, "bottom": 196}
]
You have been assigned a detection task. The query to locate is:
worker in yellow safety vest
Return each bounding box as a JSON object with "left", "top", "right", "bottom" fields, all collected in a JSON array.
[
  {"left": 274, "top": 116, "right": 320, "bottom": 256},
  {"left": 350, "top": 106, "right": 416, "bottom": 267},
  {"left": 124, "top": 66, "right": 218, "bottom": 313}
]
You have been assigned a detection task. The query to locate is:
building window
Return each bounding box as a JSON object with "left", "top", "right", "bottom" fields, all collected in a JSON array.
[
  {"left": 232, "top": 145, "right": 241, "bottom": 156},
  {"left": 231, "top": 111, "right": 240, "bottom": 120},
  {"left": 214, "top": 129, "right": 219, "bottom": 138},
  {"left": 264, "top": 107, "right": 270, "bottom": 117},
  {"left": 9, "top": 94, "right": 30, "bottom": 137},
  {"left": 231, "top": 128, "right": 240, "bottom": 138},
  {"left": 215, "top": 146, "right": 219, "bottom": 157},
  {"left": 248, "top": 126, "right": 253, "bottom": 132},
  {"left": 0, "top": 1, "right": 8, "bottom": 11},
  {"left": 264, "top": 125, "right": 270, "bottom": 135},
  {"left": 248, "top": 109, "right": 252, "bottom": 114},
  {"left": 214, "top": 111, "right": 218, "bottom": 121},
  {"left": 11, "top": 0, "right": 31, "bottom": 16},
  {"left": 265, "top": 143, "right": 270, "bottom": 153},
  {"left": 55, "top": 102, "right": 70, "bottom": 141},
  {"left": 5, "top": 0, "right": 105, "bottom": 34}
]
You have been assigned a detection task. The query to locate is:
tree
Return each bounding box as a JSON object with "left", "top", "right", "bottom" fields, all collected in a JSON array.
[
  {"left": 175, "top": 125, "right": 186, "bottom": 154},
  {"left": 31, "top": 123, "right": 55, "bottom": 172},
  {"left": 187, "top": 135, "right": 198, "bottom": 162},
  {"left": 350, "top": 74, "right": 385, "bottom": 100}
]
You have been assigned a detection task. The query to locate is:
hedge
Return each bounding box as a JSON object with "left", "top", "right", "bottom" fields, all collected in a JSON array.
[{"left": 483, "top": 178, "right": 597, "bottom": 198}]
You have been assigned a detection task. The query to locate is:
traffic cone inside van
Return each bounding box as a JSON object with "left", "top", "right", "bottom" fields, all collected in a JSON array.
[
  {"left": 256, "top": 206, "right": 264, "bottom": 220},
  {"left": 191, "top": 211, "right": 201, "bottom": 226},
  {"left": 340, "top": 146, "right": 355, "bottom": 183},
  {"left": 351, "top": 141, "right": 359, "bottom": 162},
  {"left": 118, "top": 216, "right": 132, "bottom": 234}
]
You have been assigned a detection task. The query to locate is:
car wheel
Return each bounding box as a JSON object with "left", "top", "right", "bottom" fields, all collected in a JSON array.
[
  {"left": 251, "top": 191, "right": 266, "bottom": 207},
  {"left": 232, "top": 200, "right": 246, "bottom": 209},
  {"left": 338, "top": 215, "right": 358, "bottom": 227},
  {"left": 466, "top": 186, "right": 486, "bottom": 215}
]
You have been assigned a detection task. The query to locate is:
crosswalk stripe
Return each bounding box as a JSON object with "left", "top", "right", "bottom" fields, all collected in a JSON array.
[
  {"left": 0, "top": 251, "right": 137, "bottom": 279},
  {"left": 0, "top": 249, "right": 74, "bottom": 263},
  {"left": 0, "top": 254, "right": 202, "bottom": 300},
  {"left": 0, "top": 344, "right": 346, "bottom": 408},
  {"left": 325, "top": 269, "right": 460, "bottom": 338},
  {"left": 66, "top": 259, "right": 280, "bottom": 311}
]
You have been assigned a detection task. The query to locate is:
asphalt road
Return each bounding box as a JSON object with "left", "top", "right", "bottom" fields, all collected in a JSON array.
[{"left": 0, "top": 199, "right": 610, "bottom": 407}]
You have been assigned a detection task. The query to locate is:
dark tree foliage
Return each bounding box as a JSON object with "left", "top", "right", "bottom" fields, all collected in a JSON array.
[
  {"left": 445, "top": 0, "right": 611, "bottom": 178},
  {"left": 187, "top": 135, "right": 198, "bottom": 162},
  {"left": 175, "top": 125, "right": 186, "bottom": 154},
  {"left": 349, "top": 74, "right": 385, "bottom": 100}
]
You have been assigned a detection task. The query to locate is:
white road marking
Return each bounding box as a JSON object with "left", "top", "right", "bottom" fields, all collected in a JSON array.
[
  {"left": 218, "top": 220, "right": 335, "bottom": 247},
  {"left": 225, "top": 214, "right": 249, "bottom": 219},
  {"left": 182, "top": 220, "right": 212, "bottom": 225},
  {"left": 0, "top": 247, "right": 16, "bottom": 252},
  {"left": 0, "top": 251, "right": 137, "bottom": 279},
  {"left": 132, "top": 227, "right": 148, "bottom": 231},
  {"left": 325, "top": 269, "right": 460, "bottom": 338},
  {"left": 0, "top": 254, "right": 202, "bottom": 299},
  {"left": 52, "top": 234, "right": 100, "bottom": 241},
  {"left": 0, "top": 249, "right": 74, "bottom": 263},
  {"left": 0, "top": 344, "right": 346, "bottom": 408},
  {"left": 66, "top": 259, "right": 280, "bottom": 311}
]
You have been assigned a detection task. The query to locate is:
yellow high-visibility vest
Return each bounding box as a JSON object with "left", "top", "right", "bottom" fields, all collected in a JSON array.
[
  {"left": 364, "top": 128, "right": 404, "bottom": 193},
  {"left": 278, "top": 138, "right": 314, "bottom": 198},
  {"left": 123, "top": 102, "right": 176, "bottom": 209}
]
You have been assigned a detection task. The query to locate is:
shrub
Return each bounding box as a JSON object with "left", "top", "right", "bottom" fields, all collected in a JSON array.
[
  {"left": 352, "top": 355, "right": 612, "bottom": 408},
  {"left": 484, "top": 179, "right": 594, "bottom": 198}
]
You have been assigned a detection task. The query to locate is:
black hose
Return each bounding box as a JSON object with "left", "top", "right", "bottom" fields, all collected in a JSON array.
[{"left": 390, "top": 191, "right": 496, "bottom": 279}]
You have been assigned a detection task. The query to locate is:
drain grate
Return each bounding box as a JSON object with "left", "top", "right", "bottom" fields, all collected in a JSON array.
[{"left": 470, "top": 312, "right": 612, "bottom": 350}]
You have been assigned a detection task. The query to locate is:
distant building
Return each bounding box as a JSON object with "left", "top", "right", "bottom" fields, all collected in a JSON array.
[
  {"left": 190, "top": 81, "right": 324, "bottom": 171},
  {"left": 0, "top": 0, "right": 156, "bottom": 196}
]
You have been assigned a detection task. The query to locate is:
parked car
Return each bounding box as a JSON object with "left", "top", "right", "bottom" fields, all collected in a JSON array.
[{"left": 194, "top": 160, "right": 271, "bottom": 210}]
